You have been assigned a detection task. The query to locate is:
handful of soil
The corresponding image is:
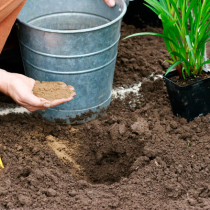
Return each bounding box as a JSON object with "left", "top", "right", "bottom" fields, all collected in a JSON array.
[{"left": 33, "top": 81, "right": 75, "bottom": 101}]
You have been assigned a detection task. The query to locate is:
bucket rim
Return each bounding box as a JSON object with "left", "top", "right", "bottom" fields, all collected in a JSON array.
[{"left": 17, "top": 0, "right": 127, "bottom": 33}]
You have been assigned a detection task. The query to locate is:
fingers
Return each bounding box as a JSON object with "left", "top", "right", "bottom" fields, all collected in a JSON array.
[
  {"left": 50, "top": 92, "right": 76, "bottom": 108},
  {"left": 68, "top": 85, "right": 75, "bottom": 91},
  {"left": 6, "top": 73, "right": 77, "bottom": 112},
  {"left": 50, "top": 97, "right": 73, "bottom": 108},
  {"left": 103, "top": 0, "right": 115, "bottom": 7},
  {"left": 17, "top": 79, "right": 76, "bottom": 112},
  {"left": 58, "top": 83, "right": 75, "bottom": 93},
  {"left": 27, "top": 91, "right": 76, "bottom": 111},
  {"left": 21, "top": 94, "right": 50, "bottom": 112}
]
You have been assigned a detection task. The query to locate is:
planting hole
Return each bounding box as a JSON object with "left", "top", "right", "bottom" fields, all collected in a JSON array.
[{"left": 46, "top": 125, "right": 145, "bottom": 185}]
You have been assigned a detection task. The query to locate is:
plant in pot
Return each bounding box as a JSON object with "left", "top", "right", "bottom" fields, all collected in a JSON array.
[{"left": 125, "top": 0, "right": 210, "bottom": 121}]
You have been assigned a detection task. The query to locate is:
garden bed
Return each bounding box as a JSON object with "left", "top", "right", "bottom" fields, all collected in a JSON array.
[{"left": 1, "top": 10, "right": 210, "bottom": 210}]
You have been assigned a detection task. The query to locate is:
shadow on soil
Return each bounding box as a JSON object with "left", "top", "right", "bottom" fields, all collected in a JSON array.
[{"left": 46, "top": 116, "right": 146, "bottom": 185}]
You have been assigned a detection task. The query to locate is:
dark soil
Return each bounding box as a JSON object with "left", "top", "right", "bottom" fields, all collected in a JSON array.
[
  {"left": 1, "top": 6, "right": 210, "bottom": 210},
  {"left": 169, "top": 72, "right": 210, "bottom": 86},
  {"left": 114, "top": 23, "right": 170, "bottom": 88}
]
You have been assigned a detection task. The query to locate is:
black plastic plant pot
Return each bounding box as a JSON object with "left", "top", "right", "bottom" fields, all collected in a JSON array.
[{"left": 163, "top": 70, "right": 210, "bottom": 122}]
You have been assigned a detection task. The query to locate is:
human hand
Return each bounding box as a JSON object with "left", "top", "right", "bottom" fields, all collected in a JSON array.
[
  {"left": 103, "top": 0, "right": 116, "bottom": 7},
  {"left": 0, "top": 70, "right": 76, "bottom": 112},
  {"left": 104, "top": 0, "right": 127, "bottom": 7}
]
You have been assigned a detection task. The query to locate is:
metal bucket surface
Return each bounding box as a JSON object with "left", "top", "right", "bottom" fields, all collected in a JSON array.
[{"left": 17, "top": 0, "right": 127, "bottom": 123}]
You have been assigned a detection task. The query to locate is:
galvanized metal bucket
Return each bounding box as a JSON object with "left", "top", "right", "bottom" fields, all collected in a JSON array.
[{"left": 17, "top": 0, "right": 127, "bottom": 123}]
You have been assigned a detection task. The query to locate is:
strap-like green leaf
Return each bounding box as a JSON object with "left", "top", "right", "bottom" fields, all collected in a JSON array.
[
  {"left": 124, "top": 32, "right": 179, "bottom": 49},
  {"left": 185, "top": 35, "right": 197, "bottom": 68},
  {"left": 198, "top": 60, "right": 210, "bottom": 69},
  {"left": 165, "top": 60, "right": 184, "bottom": 76},
  {"left": 170, "top": 51, "right": 191, "bottom": 73}
]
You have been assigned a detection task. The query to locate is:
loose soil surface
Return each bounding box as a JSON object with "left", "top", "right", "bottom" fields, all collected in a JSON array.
[
  {"left": 169, "top": 72, "right": 210, "bottom": 86},
  {"left": 1, "top": 6, "right": 210, "bottom": 210},
  {"left": 33, "top": 81, "right": 74, "bottom": 101}
]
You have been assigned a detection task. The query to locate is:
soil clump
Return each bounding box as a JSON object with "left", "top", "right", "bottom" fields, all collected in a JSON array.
[{"left": 33, "top": 81, "right": 74, "bottom": 101}]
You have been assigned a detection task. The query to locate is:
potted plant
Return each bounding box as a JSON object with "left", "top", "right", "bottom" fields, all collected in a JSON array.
[{"left": 125, "top": 0, "right": 210, "bottom": 121}]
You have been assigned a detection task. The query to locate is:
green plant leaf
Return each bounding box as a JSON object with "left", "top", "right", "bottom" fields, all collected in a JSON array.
[
  {"left": 164, "top": 60, "right": 174, "bottom": 64},
  {"left": 185, "top": 35, "right": 197, "bottom": 68},
  {"left": 170, "top": 51, "right": 191, "bottom": 74},
  {"left": 124, "top": 32, "right": 179, "bottom": 49},
  {"left": 169, "top": 0, "right": 182, "bottom": 25},
  {"left": 198, "top": 60, "right": 210, "bottom": 69},
  {"left": 165, "top": 60, "right": 184, "bottom": 76}
]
